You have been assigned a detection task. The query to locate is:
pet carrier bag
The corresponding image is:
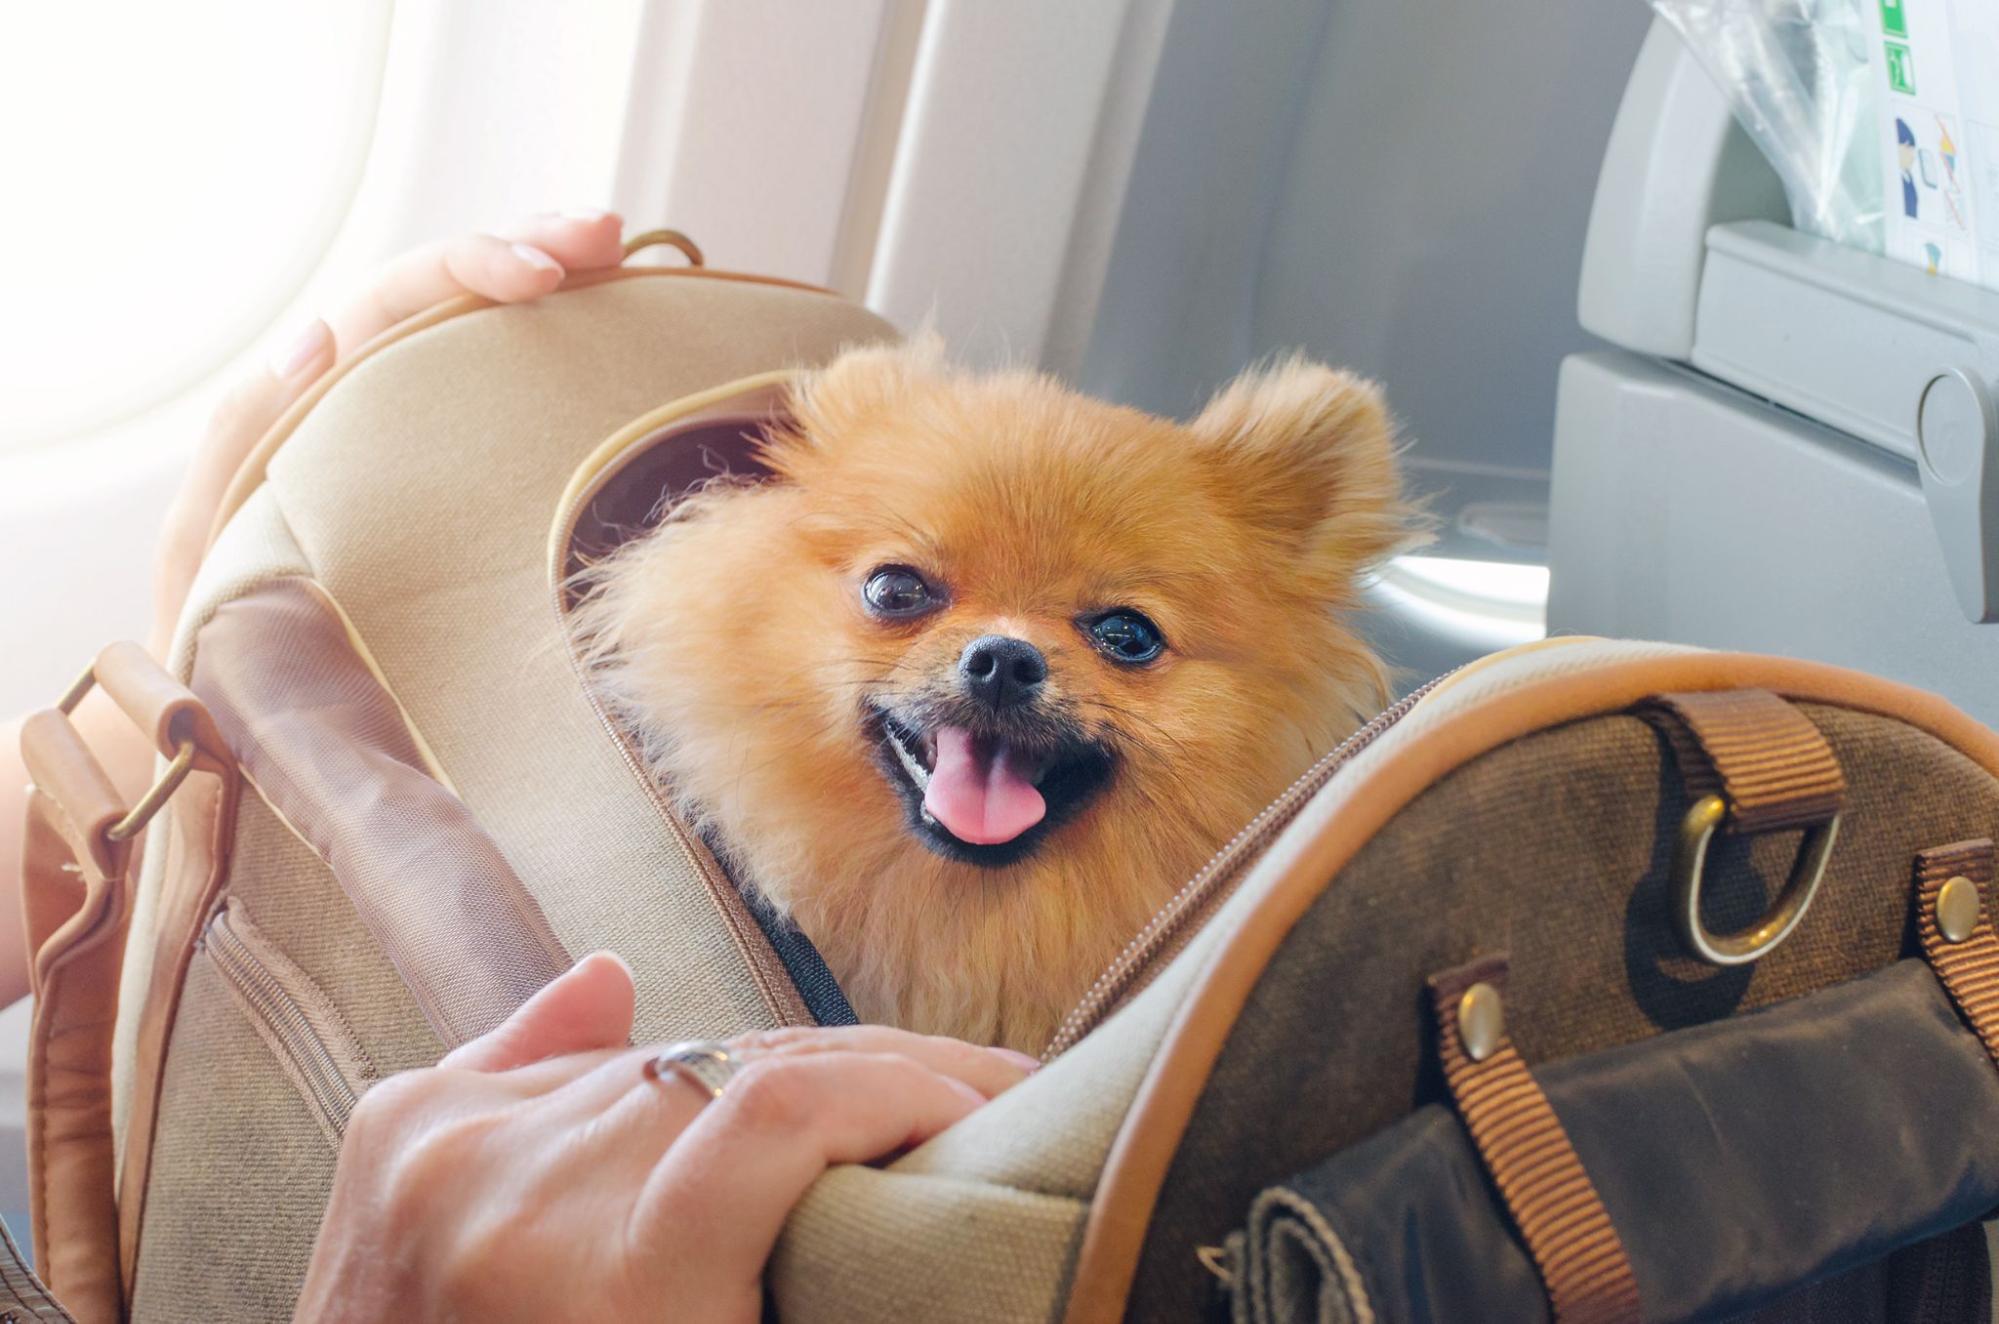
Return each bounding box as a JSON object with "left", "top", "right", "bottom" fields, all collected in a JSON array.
[{"left": 19, "top": 232, "right": 1999, "bottom": 1323}]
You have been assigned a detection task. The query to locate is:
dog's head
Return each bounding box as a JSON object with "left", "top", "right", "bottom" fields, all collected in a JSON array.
[{"left": 575, "top": 337, "right": 1421, "bottom": 1041}]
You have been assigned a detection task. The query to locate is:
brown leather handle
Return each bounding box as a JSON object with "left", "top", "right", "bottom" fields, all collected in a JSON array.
[{"left": 620, "top": 227, "right": 705, "bottom": 266}]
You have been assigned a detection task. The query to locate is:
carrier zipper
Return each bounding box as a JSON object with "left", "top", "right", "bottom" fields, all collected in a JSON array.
[
  {"left": 204, "top": 903, "right": 369, "bottom": 1139},
  {"left": 1043, "top": 668, "right": 1462, "bottom": 1058}
]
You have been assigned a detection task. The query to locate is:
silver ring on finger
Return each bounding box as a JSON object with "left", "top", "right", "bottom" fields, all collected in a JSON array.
[{"left": 643, "top": 1040, "right": 742, "bottom": 1101}]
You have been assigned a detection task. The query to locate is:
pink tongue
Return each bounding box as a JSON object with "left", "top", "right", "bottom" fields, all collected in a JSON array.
[{"left": 923, "top": 726, "right": 1046, "bottom": 846}]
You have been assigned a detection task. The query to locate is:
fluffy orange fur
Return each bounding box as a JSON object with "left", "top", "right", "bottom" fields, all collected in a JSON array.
[{"left": 574, "top": 338, "right": 1421, "bottom": 1052}]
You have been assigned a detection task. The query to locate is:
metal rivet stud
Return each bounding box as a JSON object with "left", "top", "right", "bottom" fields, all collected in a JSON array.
[
  {"left": 1457, "top": 982, "right": 1505, "bottom": 1062},
  {"left": 1937, "top": 875, "right": 1982, "bottom": 943}
]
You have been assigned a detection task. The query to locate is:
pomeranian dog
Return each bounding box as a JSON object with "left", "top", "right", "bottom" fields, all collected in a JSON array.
[{"left": 574, "top": 337, "right": 1419, "bottom": 1052}]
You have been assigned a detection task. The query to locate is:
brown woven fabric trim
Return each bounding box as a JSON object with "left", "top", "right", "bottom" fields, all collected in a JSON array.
[
  {"left": 1915, "top": 840, "right": 1999, "bottom": 1064},
  {"left": 0, "top": 1214, "right": 76, "bottom": 1323},
  {"left": 1641, "top": 690, "right": 1846, "bottom": 833},
  {"left": 1428, "top": 956, "right": 1642, "bottom": 1324}
]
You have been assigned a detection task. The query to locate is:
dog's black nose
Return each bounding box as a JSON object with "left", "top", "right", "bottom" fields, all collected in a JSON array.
[{"left": 960, "top": 635, "right": 1047, "bottom": 711}]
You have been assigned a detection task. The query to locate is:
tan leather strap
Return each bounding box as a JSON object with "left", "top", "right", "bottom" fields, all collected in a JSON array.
[
  {"left": 1641, "top": 689, "right": 1845, "bottom": 833},
  {"left": 1914, "top": 839, "right": 1999, "bottom": 1063},
  {"left": 89, "top": 642, "right": 231, "bottom": 778},
  {"left": 18, "top": 712, "right": 127, "bottom": 910},
  {"left": 1428, "top": 956, "right": 1641, "bottom": 1324},
  {"left": 19, "top": 792, "right": 128, "bottom": 1324},
  {"left": 17, "top": 645, "right": 232, "bottom": 1324}
]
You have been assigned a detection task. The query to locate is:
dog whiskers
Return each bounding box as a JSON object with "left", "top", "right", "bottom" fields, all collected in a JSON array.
[{"left": 1073, "top": 697, "right": 1196, "bottom": 757}]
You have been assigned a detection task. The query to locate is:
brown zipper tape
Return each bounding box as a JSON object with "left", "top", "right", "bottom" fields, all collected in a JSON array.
[{"left": 1043, "top": 668, "right": 1458, "bottom": 1057}]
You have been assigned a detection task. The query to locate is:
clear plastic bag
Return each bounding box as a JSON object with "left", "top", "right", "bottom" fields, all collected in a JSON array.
[{"left": 1652, "top": 0, "right": 1885, "bottom": 253}]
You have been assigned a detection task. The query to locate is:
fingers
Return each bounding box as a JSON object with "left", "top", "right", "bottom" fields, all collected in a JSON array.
[
  {"left": 632, "top": 1051, "right": 987, "bottom": 1285},
  {"left": 730, "top": 1024, "right": 1035, "bottom": 1100},
  {"left": 200, "top": 316, "right": 335, "bottom": 470},
  {"left": 328, "top": 211, "right": 623, "bottom": 356},
  {"left": 153, "top": 208, "right": 624, "bottom": 642},
  {"left": 551, "top": 1023, "right": 1033, "bottom": 1120},
  {"left": 501, "top": 210, "right": 627, "bottom": 273},
  {"left": 441, "top": 951, "right": 636, "bottom": 1073}
]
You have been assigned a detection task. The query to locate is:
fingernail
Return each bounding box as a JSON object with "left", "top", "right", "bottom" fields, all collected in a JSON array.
[
  {"left": 582, "top": 949, "right": 633, "bottom": 978},
  {"left": 511, "top": 242, "right": 563, "bottom": 275},
  {"left": 991, "top": 1048, "right": 1042, "bottom": 1072},
  {"left": 267, "top": 319, "right": 328, "bottom": 379},
  {"left": 561, "top": 207, "right": 611, "bottom": 223}
]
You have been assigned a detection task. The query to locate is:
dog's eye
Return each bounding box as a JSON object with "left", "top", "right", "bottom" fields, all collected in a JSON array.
[
  {"left": 863, "top": 566, "right": 936, "bottom": 617},
  {"left": 1084, "top": 610, "right": 1165, "bottom": 664}
]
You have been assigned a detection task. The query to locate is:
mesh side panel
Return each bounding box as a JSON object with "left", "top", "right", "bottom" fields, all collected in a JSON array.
[
  {"left": 190, "top": 577, "right": 570, "bottom": 1047},
  {"left": 220, "top": 791, "right": 444, "bottom": 1075}
]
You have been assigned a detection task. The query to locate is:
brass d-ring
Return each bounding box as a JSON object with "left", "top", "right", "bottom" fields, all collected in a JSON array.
[
  {"left": 621, "top": 228, "right": 705, "bottom": 266},
  {"left": 1671, "top": 794, "right": 1839, "bottom": 966},
  {"left": 106, "top": 739, "right": 196, "bottom": 843}
]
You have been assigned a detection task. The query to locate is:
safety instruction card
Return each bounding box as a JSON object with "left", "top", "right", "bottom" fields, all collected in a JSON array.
[{"left": 1872, "top": 0, "right": 1999, "bottom": 289}]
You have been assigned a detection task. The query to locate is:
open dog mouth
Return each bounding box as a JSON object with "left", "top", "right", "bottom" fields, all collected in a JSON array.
[{"left": 867, "top": 709, "right": 1115, "bottom": 868}]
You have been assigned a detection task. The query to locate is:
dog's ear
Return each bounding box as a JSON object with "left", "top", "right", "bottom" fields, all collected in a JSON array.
[
  {"left": 765, "top": 332, "right": 948, "bottom": 475},
  {"left": 1189, "top": 356, "right": 1425, "bottom": 576}
]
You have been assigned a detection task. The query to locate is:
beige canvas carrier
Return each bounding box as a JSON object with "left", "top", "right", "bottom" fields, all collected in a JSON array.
[{"left": 21, "top": 237, "right": 1999, "bottom": 1323}]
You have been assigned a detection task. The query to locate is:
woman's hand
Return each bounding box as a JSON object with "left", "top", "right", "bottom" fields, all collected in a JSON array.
[
  {"left": 295, "top": 954, "right": 1034, "bottom": 1323},
  {"left": 149, "top": 211, "right": 628, "bottom": 653}
]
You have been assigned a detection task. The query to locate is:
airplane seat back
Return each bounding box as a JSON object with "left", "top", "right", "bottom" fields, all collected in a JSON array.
[
  {"left": 1066, "top": 0, "right": 1652, "bottom": 680},
  {"left": 1550, "top": 16, "right": 1999, "bottom": 726}
]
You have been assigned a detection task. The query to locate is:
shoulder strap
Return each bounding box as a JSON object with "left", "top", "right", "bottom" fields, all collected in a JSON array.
[{"left": 17, "top": 644, "right": 234, "bottom": 1323}]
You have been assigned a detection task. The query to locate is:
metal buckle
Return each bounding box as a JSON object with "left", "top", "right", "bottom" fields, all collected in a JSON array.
[
  {"left": 106, "top": 740, "right": 196, "bottom": 842},
  {"left": 54, "top": 662, "right": 197, "bottom": 844},
  {"left": 1671, "top": 794, "right": 1840, "bottom": 966}
]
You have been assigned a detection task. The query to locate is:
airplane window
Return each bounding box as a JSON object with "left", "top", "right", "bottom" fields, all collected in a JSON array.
[
  {"left": 1373, "top": 555, "right": 1550, "bottom": 651},
  {"left": 0, "top": 2, "right": 391, "bottom": 452}
]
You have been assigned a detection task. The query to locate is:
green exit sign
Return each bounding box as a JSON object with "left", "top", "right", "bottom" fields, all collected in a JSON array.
[
  {"left": 1886, "top": 39, "right": 1917, "bottom": 93},
  {"left": 1880, "top": 0, "right": 1909, "bottom": 37}
]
